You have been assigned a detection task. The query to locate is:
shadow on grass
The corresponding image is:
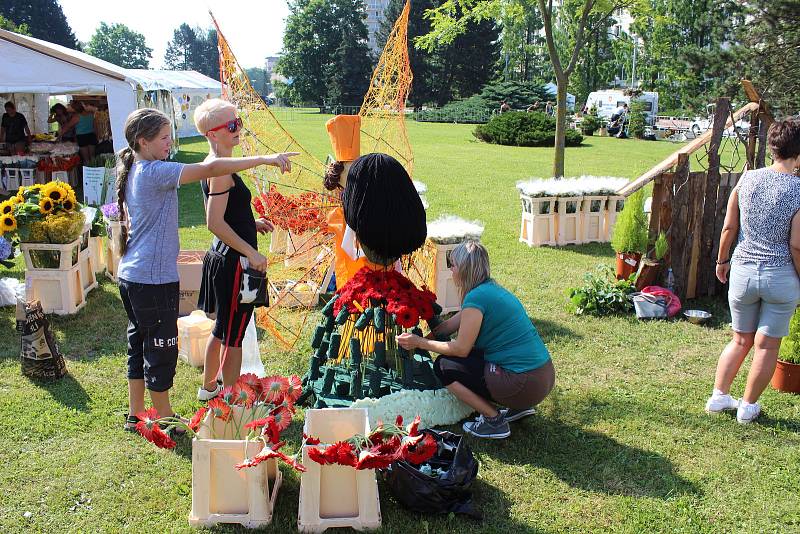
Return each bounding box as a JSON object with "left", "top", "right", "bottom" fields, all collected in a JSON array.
[
  {"left": 32, "top": 374, "right": 91, "bottom": 412},
  {"left": 487, "top": 415, "right": 699, "bottom": 499},
  {"left": 530, "top": 317, "right": 582, "bottom": 343}
]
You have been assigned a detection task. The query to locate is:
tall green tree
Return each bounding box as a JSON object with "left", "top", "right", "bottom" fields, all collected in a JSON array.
[
  {"left": 245, "top": 67, "right": 269, "bottom": 95},
  {"left": 195, "top": 28, "right": 220, "bottom": 81},
  {"left": 381, "top": 0, "right": 500, "bottom": 108},
  {"left": 164, "top": 23, "right": 197, "bottom": 71},
  {"left": 0, "top": 0, "right": 78, "bottom": 48},
  {"left": 85, "top": 22, "right": 152, "bottom": 68},
  {"left": 277, "top": 0, "right": 373, "bottom": 107},
  {"left": 325, "top": 0, "right": 373, "bottom": 107}
]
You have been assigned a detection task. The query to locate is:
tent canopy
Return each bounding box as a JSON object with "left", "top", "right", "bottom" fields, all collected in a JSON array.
[
  {"left": 126, "top": 70, "right": 221, "bottom": 93},
  {"left": 0, "top": 28, "right": 138, "bottom": 151}
]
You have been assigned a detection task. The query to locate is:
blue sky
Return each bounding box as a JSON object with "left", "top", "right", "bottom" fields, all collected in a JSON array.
[{"left": 59, "top": 0, "right": 289, "bottom": 69}]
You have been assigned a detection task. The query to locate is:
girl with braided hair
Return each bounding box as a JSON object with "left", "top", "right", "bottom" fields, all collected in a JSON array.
[{"left": 115, "top": 108, "right": 296, "bottom": 433}]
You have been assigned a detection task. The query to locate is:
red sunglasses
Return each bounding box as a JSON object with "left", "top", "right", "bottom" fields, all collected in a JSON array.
[{"left": 206, "top": 117, "right": 243, "bottom": 135}]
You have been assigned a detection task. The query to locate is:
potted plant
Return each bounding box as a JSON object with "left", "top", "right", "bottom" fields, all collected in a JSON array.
[
  {"left": 611, "top": 189, "right": 648, "bottom": 279},
  {"left": 773, "top": 309, "right": 800, "bottom": 394},
  {"left": 635, "top": 231, "right": 668, "bottom": 290},
  {"left": 581, "top": 107, "right": 602, "bottom": 136}
]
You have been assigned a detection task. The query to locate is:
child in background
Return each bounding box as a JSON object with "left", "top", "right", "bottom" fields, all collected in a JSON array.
[{"left": 115, "top": 108, "right": 295, "bottom": 432}]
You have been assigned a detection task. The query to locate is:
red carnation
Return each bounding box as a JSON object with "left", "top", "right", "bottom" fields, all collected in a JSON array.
[
  {"left": 356, "top": 448, "right": 396, "bottom": 470},
  {"left": 207, "top": 397, "right": 232, "bottom": 421},
  {"left": 307, "top": 446, "right": 329, "bottom": 465},
  {"left": 220, "top": 385, "right": 238, "bottom": 404},
  {"left": 260, "top": 375, "right": 289, "bottom": 404},
  {"left": 238, "top": 373, "right": 262, "bottom": 397},
  {"left": 235, "top": 441, "right": 285, "bottom": 470},
  {"left": 394, "top": 306, "right": 419, "bottom": 329},
  {"left": 326, "top": 441, "right": 358, "bottom": 467},
  {"left": 402, "top": 433, "right": 437, "bottom": 465},
  {"left": 270, "top": 404, "right": 293, "bottom": 432},
  {"left": 285, "top": 375, "right": 303, "bottom": 405},
  {"left": 133, "top": 408, "right": 177, "bottom": 449},
  {"left": 406, "top": 415, "right": 421, "bottom": 437},
  {"left": 188, "top": 407, "right": 209, "bottom": 432},
  {"left": 233, "top": 382, "right": 257, "bottom": 407},
  {"left": 303, "top": 433, "right": 321, "bottom": 445}
]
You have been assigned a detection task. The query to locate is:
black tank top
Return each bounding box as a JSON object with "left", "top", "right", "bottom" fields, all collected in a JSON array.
[{"left": 201, "top": 173, "right": 258, "bottom": 249}]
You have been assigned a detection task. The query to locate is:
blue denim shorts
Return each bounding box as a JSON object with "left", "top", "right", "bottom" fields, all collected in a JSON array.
[{"left": 728, "top": 262, "right": 800, "bottom": 338}]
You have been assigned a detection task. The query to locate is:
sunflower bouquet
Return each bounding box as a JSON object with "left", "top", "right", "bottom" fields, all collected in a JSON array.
[{"left": 0, "top": 181, "right": 85, "bottom": 244}]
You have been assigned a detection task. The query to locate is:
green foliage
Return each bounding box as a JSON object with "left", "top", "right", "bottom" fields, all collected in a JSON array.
[
  {"left": 0, "top": 14, "right": 29, "bottom": 34},
  {"left": 611, "top": 189, "right": 648, "bottom": 254},
  {"left": 654, "top": 231, "right": 668, "bottom": 261},
  {"left": 417, "top": 80, "right": 550, "bottom": 123},
  {"left": 164, "top": 24, "right": 219, "bottom": 80},
  {"left": 779, "top": 309, "right": 800, "bottom": 364},
  {"left": 85, "top": 22, "right": 152, "bottom": 69},
  {"left": 474, "top": 111, "right": 584, "bottom": 147},
  {"left": 0, "top": 0, "right": 78, "bottom": 48},
  {"left": 581, "top": 106, "right": 602, "bottom": 134},
  {"left": 567, "top": 264, "right": 636, "bottom": 316},
  {"left": 278, "top": 0, "right": 372, "bottom": 107},
  {"left": 628, "top": 100, "right": 647, "bottom": 139}
]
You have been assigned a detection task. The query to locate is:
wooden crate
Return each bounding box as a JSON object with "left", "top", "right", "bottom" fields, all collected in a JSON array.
[
  {"left": 189, "top": 408, "right": 282, "bottom": 528},
  {"left": 519, "top": 195, "right": 557, "bottom": 247},
  {"left": 298, "top": 408, "right": 381, "bottom": 533},
  {"left": 26, "top": 262, "right": 86, "bottom": 315},
  {"left": 580, "top": 195, "right": 607, "bottom": 243},
  {"left": 88, "top": 236, "right": 106, "bottom": 274},
  {"left": 21, "top": 237, "right": 81, "bottom": 271},
  {"left": 603, "top": 195, "right": 625, "bottom": 241},
  {"left": 105, "top": 220, "right": 125, "bottom": 282},
  {"left": 556, "top": 196, "right": 583, "bottom": 246},
  {"left": 78, "top": 247, "right": 98, "bottom": 298}
]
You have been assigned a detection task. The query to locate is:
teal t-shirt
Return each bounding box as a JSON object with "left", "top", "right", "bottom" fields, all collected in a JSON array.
[{"left": 462, "top": 280, "right": 550, "bottom": 373}]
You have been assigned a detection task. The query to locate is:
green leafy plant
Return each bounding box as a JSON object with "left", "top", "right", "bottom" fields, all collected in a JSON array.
[
  {"left": 581, "top": 107, "right": 603, "bottom": 135},
  {"left": 654, "top": 231, "right": 668, "bottom": 261},
  {"left": 779, "top": 309, "right": 800, "bottom": 364},
  {"left": 567, "top": 265, "right": 636, "bottom": 316},
  {"left": 628, "top": 100, "right": 647, "bottom": 139},
  {"left": 611, "top": 190, "right": 648, "bottom": 255},
  {"left": 474, "top": 111, "right": 584, "bottom": 147}
]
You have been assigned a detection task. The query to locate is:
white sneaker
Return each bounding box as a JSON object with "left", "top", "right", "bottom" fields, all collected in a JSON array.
[
  {"left": 705, "top": 390, "right": 739, "bottom": 413},
  {"left": 737, "top": 402, "right": 761, "bottom": 424},
  {"left": 197, "top": 383, "right": 222, "bottom": 402}
]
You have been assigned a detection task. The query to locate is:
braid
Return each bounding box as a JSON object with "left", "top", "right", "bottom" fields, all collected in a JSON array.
[
  {"left": 116, "top": 146, "right": 134, "bottom": 256},
  {"left": 324, "top": 160, "right": 345, "bottom": 190}
]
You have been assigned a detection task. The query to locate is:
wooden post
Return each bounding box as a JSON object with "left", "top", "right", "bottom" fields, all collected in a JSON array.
[
  {"left": 648, "top": 175, "right": 664, "bottom": 237},
  {"left": 699, "top": 98, "right": 730, "bottom": 297},
  {"left": 685, "top": 171, "right": 707, "bottom": 299},
  {"left": 659, "top": 172, "right": 674, "bottom": 265},
  {"left": 746, "top": 109, "right": 760, "bottom": 170},
  {"left": 756, "top": 117, "right": 768, "bottom": 169},
  {"left": 711, "top": 172, "right": 742, "bottom": 296},
  {"left": 670, "top": 154, "right": 691, "bottom": 299}
]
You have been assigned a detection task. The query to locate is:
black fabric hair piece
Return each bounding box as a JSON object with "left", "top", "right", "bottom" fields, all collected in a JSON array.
[{"left": 342, "top": 153, "right": 426, "bottom": 265}]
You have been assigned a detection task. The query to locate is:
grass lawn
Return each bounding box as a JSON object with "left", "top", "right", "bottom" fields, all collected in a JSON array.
[{"left": 1, "top": 110, "right": 798, "bottom": 533}]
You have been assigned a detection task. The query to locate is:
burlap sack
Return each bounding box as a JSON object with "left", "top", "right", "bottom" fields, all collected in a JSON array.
[{"left": 16, "top": 299, "right": 67, "bottom": 380}]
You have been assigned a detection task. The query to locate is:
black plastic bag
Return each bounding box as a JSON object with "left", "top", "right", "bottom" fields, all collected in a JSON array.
[
  {"left": 17, "top": 299, "right": 67, "bottom": 380},
  {"left": 382, "top": 429, "right": 481, "bottom": 519}
]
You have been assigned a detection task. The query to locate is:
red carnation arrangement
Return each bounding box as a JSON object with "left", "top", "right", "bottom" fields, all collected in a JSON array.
[
  {"left": 252, "top": 185, "right": 326, "bottom": 235},
  {"left": 333, "top": 267, "right": 438, "bottom": 329},
  {"left": 305, "top": 415, "right": 438, "bottom": 471},
  {"left": 133, "top": 373, "right": 310, "bottom": 472}
]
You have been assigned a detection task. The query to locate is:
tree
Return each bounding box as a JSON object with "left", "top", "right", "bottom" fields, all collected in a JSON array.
[
  {"left": 421, "top": 0, "right": 635, "bottom": 177},
  {"left": 0, "top": 0, "right": 78, "bottom": 48},
  {"left": 325, "top": 0, "right": 373, "bottom": 107},
  {"left": 165, "top": 23, "right": 197, "bottom": 71},
  {"left": 85, "top": 22, "right": 152, "bottom": 68},
  {"left": 164, "top": 25, "right": 220, "bottom": 80},
  {"left": 246, "top": 68, "right": 269, "bottom": 95},
  {"left": 277, "top": 0, "right": 373, "bottom": 107}
]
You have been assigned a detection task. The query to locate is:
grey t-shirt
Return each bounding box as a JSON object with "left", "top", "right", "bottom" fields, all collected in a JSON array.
[
  {"left": 732, "top": 168, "right": 800, "bottom": 267},
  {"left": 118, "top": 159, "right": 185, "bottom": 284}
]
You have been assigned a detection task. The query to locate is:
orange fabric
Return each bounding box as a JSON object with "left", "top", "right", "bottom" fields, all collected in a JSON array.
[
  {"left": 326, "top": 207, "right": 384, "bottom": 289},
  {"left": 326, "top": 115, "right": 361, "bottom": 161}
]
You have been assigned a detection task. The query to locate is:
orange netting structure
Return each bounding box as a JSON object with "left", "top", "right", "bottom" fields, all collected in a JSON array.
[
  {"left": 209, "top": 1, "right": 427, "bottom": 349},
  {"left": 359, "top": 0, "right": 414, "bottom": 176}
]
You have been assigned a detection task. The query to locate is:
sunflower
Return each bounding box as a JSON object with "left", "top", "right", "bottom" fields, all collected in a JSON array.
[
  {"left": 42, "top": 182, "right": 66, "bottom": 203},
  {"left": 61, "top": 198, "right": 75, "bottom": 211},
  {"left": 0, "top": 214, "right": 17, "bottom": 234},
  {"left": 59, "top": 182, "right": 76, "bottom": 199},
  {"left": 0, "top": 200, "right": 12, "bottom": 215},
  {"left": 39, "top": 197, "right": 55, "bottom": 214}
]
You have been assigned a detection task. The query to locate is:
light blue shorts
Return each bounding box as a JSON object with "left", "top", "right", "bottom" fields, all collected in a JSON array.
[{"left": 728, "top": 262, "right": 800, "bottom": 338}]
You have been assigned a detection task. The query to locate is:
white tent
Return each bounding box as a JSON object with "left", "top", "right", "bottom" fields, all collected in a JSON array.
[
  {"left": 543, "top": 82, "right": 576, "bottom": 111},
  {"left": 0, "top": 28, "right": 140, "bottom": 152},
  {"left": 127, "top": 70, "right": 221, "bottom": 138}
]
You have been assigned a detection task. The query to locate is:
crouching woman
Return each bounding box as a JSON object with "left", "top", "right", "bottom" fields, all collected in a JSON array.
[{"left": 397, "top": 240, "right": 555, "bottom": 439}]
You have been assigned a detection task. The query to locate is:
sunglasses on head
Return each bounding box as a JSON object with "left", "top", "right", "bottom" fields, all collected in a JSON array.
[{"left": 206, "top": 117, "right": 243, "bottom": 135}]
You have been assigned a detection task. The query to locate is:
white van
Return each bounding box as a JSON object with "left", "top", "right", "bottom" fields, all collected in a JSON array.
[{"left": 584, "top": 90, "right": 659, "bottom": 125}]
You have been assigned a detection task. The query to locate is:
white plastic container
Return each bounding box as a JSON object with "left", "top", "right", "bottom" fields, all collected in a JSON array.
[{"left": 178, "top": 310, "right": 215, "bottom": 368}]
